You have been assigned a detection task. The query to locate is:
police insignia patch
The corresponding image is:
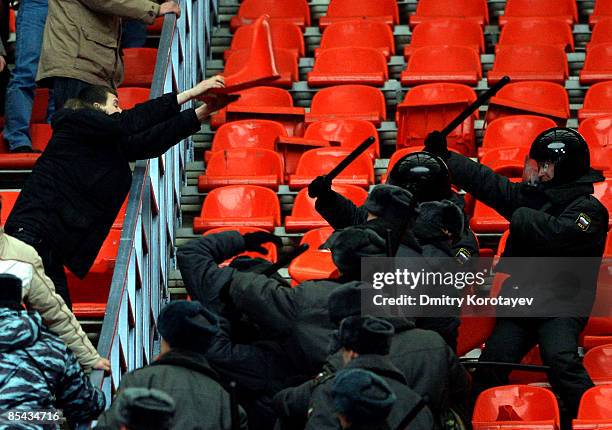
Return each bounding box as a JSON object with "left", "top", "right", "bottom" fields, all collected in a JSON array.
[
  {"left": 576, "top": 213, "right": 591, "bottom": 231},
  {"left": 455, "top": 248, "right": 471, "bottom": 265}
]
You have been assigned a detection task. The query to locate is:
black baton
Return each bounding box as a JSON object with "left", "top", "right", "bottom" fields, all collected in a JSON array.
[{"left": 326, "top": 136, "right": 376, "bottom": 181}]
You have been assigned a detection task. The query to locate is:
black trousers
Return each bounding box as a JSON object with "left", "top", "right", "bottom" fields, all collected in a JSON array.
[
  {"left": 473, "top": 317, "right": 593, "bottom": 417},
  {"left": 52, "top": 77, "right": 93, "bottom": 111},
  {"left": 6, "top": 226, "right": 72, "bottom": 309}
]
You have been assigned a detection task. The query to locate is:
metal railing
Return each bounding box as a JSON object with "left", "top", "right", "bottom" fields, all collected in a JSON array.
[{"left": 90, "top": 0, "right": 217, "bottom": 404}]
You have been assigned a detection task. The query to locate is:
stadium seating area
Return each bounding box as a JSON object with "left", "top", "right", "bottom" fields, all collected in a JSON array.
[{"left": 2, "top": 0, "right": 612, "bottom": 426}]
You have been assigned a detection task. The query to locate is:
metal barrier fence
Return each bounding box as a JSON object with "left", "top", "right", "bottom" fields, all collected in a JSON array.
[{"left": 89, "top": 0, "right": 217, "bottom": 405}]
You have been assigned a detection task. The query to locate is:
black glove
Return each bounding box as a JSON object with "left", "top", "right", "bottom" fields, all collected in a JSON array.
[
  {"left": 308, "top": 175, "right": 332, "bottom": 199},
  {"left": 423, "top": 131, "right": 450, "bottom": 159},
  {"left": 243, "top": 231, "right": 283, "bottom": 254}
]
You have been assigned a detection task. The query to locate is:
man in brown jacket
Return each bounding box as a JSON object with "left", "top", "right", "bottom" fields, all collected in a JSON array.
[
  {"left": 37, "top": 0, "right": 180, "bottom": 110},
  {"left": 0, "top": 197, "right": 109, "bottom": 372}
]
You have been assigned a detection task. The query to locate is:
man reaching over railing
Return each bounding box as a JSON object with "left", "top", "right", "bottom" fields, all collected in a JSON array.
[{"left": 4, "top": 75, "right": 234, "bottom": 309}]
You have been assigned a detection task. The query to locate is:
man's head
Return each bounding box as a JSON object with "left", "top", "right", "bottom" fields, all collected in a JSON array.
[
  {"left": 331, "top": 369, "right": 396, "bottom": 429},
  {"left": 0, "top": 274, "right": 23, "bottom": 311},
  {"left": 386, "top": 152, "right": 451, "bottom": 202},
  {"left": 115, "top": 387, "right": 176, "bottom": 430},
  {"left": 336, "top": 316, "right": 394, "bottom": 364},
  {"left": 525, "top": 127, "right": 591, "bottom": 186},
  {"left": 65, "top": 86, "right": 121, "bottom": 114},
  {"left": 157, "top": 300, "right": 220, "bottom": 354}
]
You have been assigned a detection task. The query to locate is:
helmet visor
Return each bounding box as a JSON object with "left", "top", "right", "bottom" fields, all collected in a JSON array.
[{"left": 523, "top": 157, "right": 556, "bottom": 185}]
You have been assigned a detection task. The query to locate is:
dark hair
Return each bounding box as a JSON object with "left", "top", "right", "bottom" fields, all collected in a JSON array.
[{"left": 64, "top": 85, "right": 117, "bottom": 110}]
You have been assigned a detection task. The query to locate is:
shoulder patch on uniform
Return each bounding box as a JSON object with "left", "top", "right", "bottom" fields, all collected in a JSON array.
[
  {"left": 576, "top": 212, "right": 591, "bottom": 231},
  {"left": 455, "top": 248, "right": 472, "bottom": 265}
]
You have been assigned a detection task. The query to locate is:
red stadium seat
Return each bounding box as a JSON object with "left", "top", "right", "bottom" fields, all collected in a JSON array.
[
  {"left": 572, "top": 386, "right": 612, "bottom": 429},
  {"left": 583, "top": 344, "right": 612, "bottom": 384},
  {"left": 317, "top": 20, "right": 395, "bottom": 59},
  {"left": 225, "top": 21, "right": 305, "bottom": 61},
  {"left": 0, "top": 124, "right": 51, "bottom": 169},
  {"left": 121, "top": 48, "right": 157, "bottom": 87},
  {"left": 396, "top": 83, "right": 477, "bottom": 156},
  {"left": 203, "top": 226, "right": 278, "bottom": 264},
  {"left": 205, "top": 119, "right": 287, "bottom": 161},
  {"left": 488, "top": 45, "right": 568, "bottom": 85},
  {"left": 593, "top": 179, "right": 612, "bottom": 228},
  {"left": 307, "top": 47, "right": 388, "bottom": 87},
  {"left": 470, "top": 178, "right": 522, "bottom": 233},
  {"left": 578, "top": 116, "right": 612, "bottom": 173},
  {"left": 498, "top": 0, "right": 578, "bottom": 27},
  {"left": 147, "top": 16, "right": 164, "bottom": 34},
  {"left": 0, "top": 191, "right": 18, "bottom": 225},
  {"left": 289, "top": 147, "right": 374, "bottom": 189},
  {"left": 479, "top": 147, "right": 529, "bottom": 176},
  {"left": 193, "top": 185, "right": 281, "bottom": 233},
  {"left": 32, "top": 88, "right": 50, "bottom": 124},
  {"left": 579, "top": 82, "right": 612, "bottom": 122},
  {"left": 580, "top": 43, "right": 612, "bottom": 85},
  {"left": 586, "top": 19, "right": 612, "bottom": 51},
  {"left": 224, "top": 48, "right": 297, "bottom": 88},
  {"left": 497, "top": 19, "right": 574, "bottom": 52},
  {"left": 319, "top": 0, "right": 399, "bottom": 28},
  {"left": 285, "top": 185, "right": 368, "bottom": 232},
  {"left": 401, "top": 45, "right": 482, "bottom": 86},
  {"left": 117, "top": 87, "right": 150, "bottom": 110},
  {"left": 305, "top": 119, "right": 380, "bottom": 159},
  {"left": 404, "top": 19, "right": 484, "bottom": 59},
  {"left": 486, "top": 81, "right": 570, "bottom": 125},
  {"left": 306, "top": 85, "right": 387, "bottom": 126},
  {"left": 410, "top": 0, "right": 489, "bottom": 28},
  {"left": 288, "top": 227, "right": 339, "bottom": 285},
  {"left": 473, "top": 385, "right": 560, "bottom": 430},
  {"left": 581, "top": 317, "right": 612, "bottom": 351},
  {"left": 229, "top": 0, "right": 311, "bottom": 32},
  {"left": 69, "top": 229, "right": 121, "bottom": 318},
  {"left": 198, "top": 148, "right": 284, "bottom": 191},
  {"left": 9, "top": 8, "right": 15, "bottom": 33},
  {"left": 591, "top": 0, "right": 612, "bottom": 26},
  {"left": 479, "top": 115, "right": 557, "bottom": 158}
]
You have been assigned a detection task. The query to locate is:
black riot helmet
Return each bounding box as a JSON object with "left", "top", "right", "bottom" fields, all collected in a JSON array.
[
  {"left": 528, "top": 127, "right": 590, "bottom": 185},
  {"left": 386, "top": 151, "right": 452, "bottom": 202}
]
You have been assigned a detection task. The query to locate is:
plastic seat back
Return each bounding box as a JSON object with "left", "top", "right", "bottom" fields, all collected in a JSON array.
[
  {"left": 470, "top": 178, "right": 522, "bottom": 233},
  {"left": 320, "top": 0, "right": 399, "bottom": 27},
  {"left": 307, "top": 47, "right": 388, "bottom": 87},
  {"left": 499, "top": 0, "right": 578, "bottom": 26},
  {"left": 32, "top": 88, "right": 50, "bottom": 124},
  {"left": 479, "top": 146, "right": 529, "bottom": 176},
  {"left": 289, "top": 227, "right": 339, "bottom": 284},
  {"left": 579, "top": 115, "right": 612, "bottom": 172},
  {"left": 289, "top": 147, "right": 374, "bottom": 189},
  {"left": 583, "top": 344, "right": 612, "bottom": 384},
  {"left": 486, "top": 81, "right": 570, "bottom": 125},
  {"left": 308, "top": 85, "right": 386, "bottom": 125},
  {"left": 198, "top": 148, "right": 284, "bottom": 191},
  {"left": 410, "top": 0, "right": 489, "bottom": 28},
  {"left": 588, "top": 19, "right": 612, "bottom": 50},
  {"left": 193, "top": 185, "right": 281, "bottom": 232},
  {"left": 300, "top": 227, "right": 335, "bottom": 248},
  {"left": 209, "top": 120, "right": 286, "bottom": 154},
  {"left": 230, "top": 0, "right": 311, "bottom": 31},
  {"left": 488, "top": 45, "right": 568, "bottom": 85},
  {"left": 225, "top": 48, "right": 298, "bottom": 88},
  {"left": 0, "top": 125, "right": 50, "bottom": 169},
  {"left": 285, "top": 185, "right": 368, "bottom": 231},
  {"left": 480, "top": 115, "right": 557, "bottom": 158},
  {"left": 305, "top": 119, "right": 380, "bottom": 159},
  {"left": 401, "top": 45, "right": 482, "bottom": 86},
  {"left": 591, "top": 0, "right": 612, "bottom": 26},
  {"left": 204, "top": 226, "right": 278, "bottom": 264},
  {"left": 580, "top": 43, "right": 612, "bottom": 85},
  {"left": 118, "top": 87, "right": 151, "bottom": 110},
  {"left": 498, "top": 18, "right": 574, "bottom": 52},
  {"left": 226, "top": 21, "right": 305, "bottom": 60},
  {"left": 580, "top": 81, "right": 612, "bottom": 122},
  {"left": 404, "top": 19, "right": 484, "bottom": 58},
  {"left": 473, "top": 385, "right": 560, "bottom": 430},
  {"left": 574, "top": 386, "right": 612, "bottom": 427},
  {"left": 396, "top": 83, "right": 477, "bottom": 155},
  {"left": 318, "top": 20, "right": 395, "bottom": 59},
  {"left": 0, "top": 191, "right": 19, "bottom": 226},
  {"left": 121, "top": 48, "right": 157, "bottom": 87}
]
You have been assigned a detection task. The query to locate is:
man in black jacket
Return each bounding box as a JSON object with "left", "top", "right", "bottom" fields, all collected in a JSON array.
[
  {"left": 4, "top": 75, "right": 233, "bottom": 307},
  {"left": 424, "top": 127, "right": 609, "bottom": 417}
]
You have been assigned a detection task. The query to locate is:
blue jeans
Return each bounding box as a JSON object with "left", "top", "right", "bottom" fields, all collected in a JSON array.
[
  {"left": 121, "top": 19, "right": 147, "bottom": 48},
  {"left": 3, "top": 0, "right": 51, "bottom": 150}
]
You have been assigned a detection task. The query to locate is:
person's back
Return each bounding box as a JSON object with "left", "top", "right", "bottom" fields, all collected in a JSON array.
[{"left": 0, "top": 281, "right": 105, "bottom": 424}]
